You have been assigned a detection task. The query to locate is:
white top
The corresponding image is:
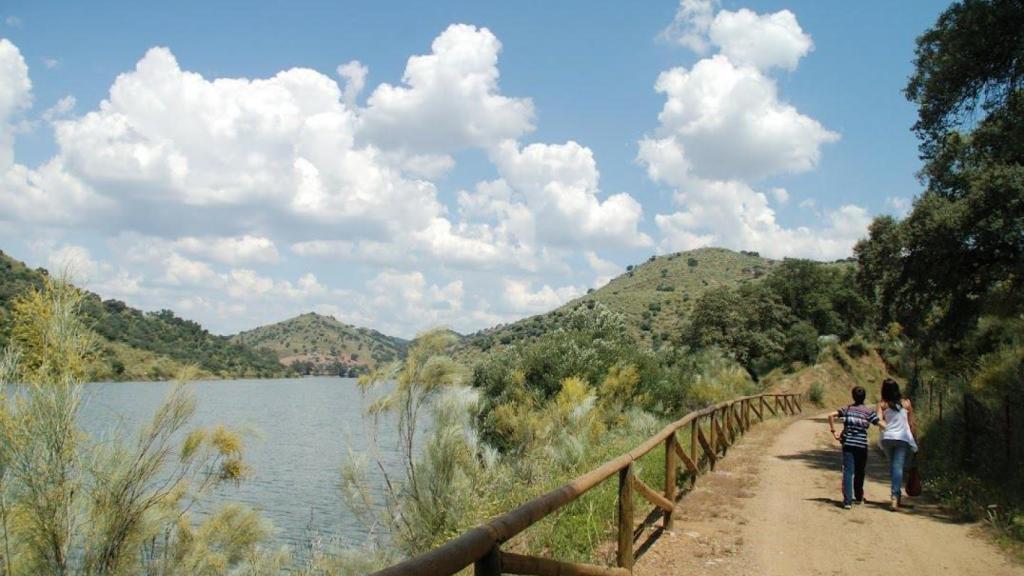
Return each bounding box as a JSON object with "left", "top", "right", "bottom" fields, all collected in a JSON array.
[{"left": 882, "top": 403, "right": 918, "bottom": 452}]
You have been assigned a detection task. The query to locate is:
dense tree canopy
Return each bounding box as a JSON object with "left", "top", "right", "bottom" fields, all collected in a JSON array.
[
  {"left": 684, "top": 259, "right": 868, "bottom": 379},
  {"left": 906, "top": 0, "right": 1024, "bottom": 159},
  {"left": 858, "top": 0, "right": 1024, "bottom": 348}
]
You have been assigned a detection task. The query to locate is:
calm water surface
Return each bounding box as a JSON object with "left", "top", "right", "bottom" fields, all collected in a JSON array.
[{"left": 80, "top": 377, "right": 406, "bottom": 550}]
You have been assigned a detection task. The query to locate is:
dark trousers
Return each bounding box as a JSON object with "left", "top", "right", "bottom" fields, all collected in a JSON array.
[{"left": 842, "top": 445, "right": 868, "bottom": 505}]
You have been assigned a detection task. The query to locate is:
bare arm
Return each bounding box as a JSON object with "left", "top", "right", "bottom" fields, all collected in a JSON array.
[
  {"left": 828, "top": 413, "right": 841, "bottom": 442},
  {"left": 904, "top": 399, "right": 915, "bottom": 435},
  {"left": 877, "top": 403, "right": 888, "bottom": 429}
]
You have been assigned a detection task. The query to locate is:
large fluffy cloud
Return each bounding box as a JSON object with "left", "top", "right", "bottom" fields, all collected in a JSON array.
[
  {"left": 0, "top": 38, "right": 31, "bottom": 169},
  {"left": 709, "top": 8, "right": 813, "bottom": 72},
  {"left": 0, "top": 27, "right": 642, "bottom": 336},
  {"left": 652, "top": 179, "right": 872, "bottom": 260},
  {"left": 491, "top": 140, "right": 651, "bottom": 248},
  {"left": 661, "top": 2, "right": 813, "bottom": 72},
  {"left": 642, "top": 55, "right": 837, "bottom": 182},
  {"left": 0, "top": 41, "right": 111, "bottom": 225},
  {"left": 359, "top": 24, "right": 534, "bottom": 153},
  {"left": 644, "top": 3, "right": 866, "bottom": 260},
  {"left": 54, "top": 46, "right": 444, "bottom": 238}
]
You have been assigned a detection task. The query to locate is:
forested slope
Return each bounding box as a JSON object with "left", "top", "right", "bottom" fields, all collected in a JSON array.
[{"left": 0, "top": 250, "right": 287, "bottom": 380}]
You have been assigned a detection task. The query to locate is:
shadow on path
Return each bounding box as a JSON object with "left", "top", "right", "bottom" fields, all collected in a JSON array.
[{"left": 774, "top": 420, "right": 963, "bottom": 525}]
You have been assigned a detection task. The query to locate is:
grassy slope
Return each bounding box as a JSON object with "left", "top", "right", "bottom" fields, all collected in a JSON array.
[
  {"left": 231, "top": 312, "right": 408, "bottom": 374},
  {"left": 764, "top": 344, "right": 892, "bottom": 408},
  {"left": 460, "top": 247, "right": 776, "bottom": 359},
  {"left": 0, "top": 249, "right": 287, "bottom": 381}
]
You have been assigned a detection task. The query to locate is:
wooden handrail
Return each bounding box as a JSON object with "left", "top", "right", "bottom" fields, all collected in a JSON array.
[{"left": 369, "top": 392, "right": 804, "bottom": 576}]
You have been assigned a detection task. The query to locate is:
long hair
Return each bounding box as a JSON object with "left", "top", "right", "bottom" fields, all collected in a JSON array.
[{"left": 881, "top": 378, "right": 902, "bottom": 411}]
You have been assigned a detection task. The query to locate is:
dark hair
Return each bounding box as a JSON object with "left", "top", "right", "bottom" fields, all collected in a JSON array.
[
  {"left": 881, "top": 378, "right": 902, "bottom": 411},
  {"left": 851, "top": 386, "right": 866, "bottom": 405}
]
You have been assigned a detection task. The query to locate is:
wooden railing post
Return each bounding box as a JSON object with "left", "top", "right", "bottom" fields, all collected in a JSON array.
[
  {"left": 690, "top": 418, "right": 698, "bottom": 487},
  {"left": 724, "top": 405, "right": 733, "bottom": 444},
  {"left": 617, "top": 464, "right": 634, "bottom": 570},
  {"left": 664, "top": 434, "right": 677, "bottom": 531},
  {"left": 474, "top": 545, "right": 501, "bottom": 576},
  {"left": 709, "top": 411, "right": 717, "bottom": 457}
]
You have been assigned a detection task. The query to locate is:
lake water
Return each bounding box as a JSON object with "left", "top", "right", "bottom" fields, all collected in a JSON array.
[{"left": 79, "top": 377, "right": 405, "bottom": 551}]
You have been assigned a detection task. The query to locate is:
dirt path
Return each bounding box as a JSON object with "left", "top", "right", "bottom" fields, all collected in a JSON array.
[{"left": 635, "top": 413, "right": 1023, "bottom": 576}]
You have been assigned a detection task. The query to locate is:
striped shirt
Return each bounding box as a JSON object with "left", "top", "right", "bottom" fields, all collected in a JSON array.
[{"left": 836, "top": 404, "right": 879, "bottom": 448}]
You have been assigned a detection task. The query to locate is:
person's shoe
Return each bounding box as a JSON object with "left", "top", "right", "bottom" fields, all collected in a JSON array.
[
  {"left": 890, "top": 497, "right": 899, "bottom": 511},
  {"left": 854, "top": 498, "right": 865, "bottom": 505},
  {"left": 843, "top": 503, "right": 853, "bottom": 510}
]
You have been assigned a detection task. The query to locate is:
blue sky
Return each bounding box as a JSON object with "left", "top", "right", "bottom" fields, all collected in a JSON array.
[{"left": 0, "top": 1, "right": 948, "bottom": 336}]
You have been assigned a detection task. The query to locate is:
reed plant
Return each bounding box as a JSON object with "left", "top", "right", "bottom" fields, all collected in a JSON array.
[{"left": 0, "top": 276, "right": 275, "bottom": 575}]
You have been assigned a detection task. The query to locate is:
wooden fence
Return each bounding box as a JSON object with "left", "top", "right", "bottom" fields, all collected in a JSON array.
[{"left": 369, "top": 392, "right": 803, "bottom": 576}]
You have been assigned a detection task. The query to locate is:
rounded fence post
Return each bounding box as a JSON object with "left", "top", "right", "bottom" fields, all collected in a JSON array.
[
  {"left": 664, "top": 434, "right": 677, "bottom": 531},
  {"left": 709, "top": 411, "right": 717, "bottom": 456},
  {"left": 618, "top": 464, "right": 634, "bottom": 570},
  {"left": 474, "top": 545, "right": 501, "bottom": 576},
  {"left": 690, "top": 418, "right": 698, "bottom": 487}
]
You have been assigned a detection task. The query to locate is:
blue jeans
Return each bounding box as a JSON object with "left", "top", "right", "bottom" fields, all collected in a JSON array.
[
  {"left": 881, "top": 439, "right": 910, "bottom": 499},
  {"left": 842, "top": 446, "right": 867, "bottom": 506}
]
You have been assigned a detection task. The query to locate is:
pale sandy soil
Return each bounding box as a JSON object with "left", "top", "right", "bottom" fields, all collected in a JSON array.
[{"left": 634, "top": 413, "right": 1024, "bottom": 576}]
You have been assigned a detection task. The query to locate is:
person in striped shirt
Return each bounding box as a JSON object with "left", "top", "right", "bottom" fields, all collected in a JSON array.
[{"left": 828, "top": 386, "right": 883, "bottom": 509}]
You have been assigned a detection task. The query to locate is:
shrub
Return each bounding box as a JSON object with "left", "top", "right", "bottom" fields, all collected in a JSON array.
[
  {"left": 808, "top": 382, "right": 825, "bottom": 407},
  {"left": 845, "top": 334, "right": 870, "bottom": 357},
  {"left": 0, "top": 277, "right": 267, "bottom": 575}
]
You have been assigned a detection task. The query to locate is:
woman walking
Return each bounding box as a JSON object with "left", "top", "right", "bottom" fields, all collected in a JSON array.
[{"left": 878, "top": 378, "right": 917, "bottom": 511}]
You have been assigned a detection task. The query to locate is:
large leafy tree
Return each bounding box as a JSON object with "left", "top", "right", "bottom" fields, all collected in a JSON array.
[
  {"left": 857, "top": 0, "right": 1024, "bottom": 347},
  {"left": 905, "top": 0, "right": 1024, "bottom": 161}
]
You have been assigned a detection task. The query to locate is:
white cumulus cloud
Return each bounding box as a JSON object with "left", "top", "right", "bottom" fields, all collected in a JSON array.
[
  {"left": 492, "top": 140, "right": 651, "bottom": 249},
  {"left": 359, "top": 24, "right": 534, "bottom": 153},
  {"left": 644, "top": 4, "right": 867, "bottom": 260},
  {"left": 709, "top": 8, "right": 813, "bottom": 72},
  {"left": 502, "top": 279, "right": 581, "bottom": 315},
  {"left": 642, "top": 55, "right": 838, "bottom": 182},
  {"left": 0, "top": 38, "right": 32, "bottom": 169}
]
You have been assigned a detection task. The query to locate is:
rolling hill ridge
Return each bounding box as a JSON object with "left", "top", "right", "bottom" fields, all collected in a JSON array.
[
  {"left": 231, "top": 312, "right": 408, "bottom": 376},
  {"left": 461, "top": 247, "right": 778, "bottom": 355}
]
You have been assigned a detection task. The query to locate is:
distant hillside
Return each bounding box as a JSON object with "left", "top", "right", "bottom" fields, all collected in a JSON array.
[
  {"left": 461, "top": 248, "right": 777, "bottom": 355},
  {"left": 0, "top": 249, "right": 288, "bottom": 381},
  {"left": 231, "top": 312, "right": 408, "bottom": 376}
]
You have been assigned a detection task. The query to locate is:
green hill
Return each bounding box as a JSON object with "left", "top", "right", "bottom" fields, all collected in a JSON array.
[
  {"left": 231, "top": 312, "right": 408, "bottom": 376},
  {"left": 461, "top": 248, "right": 778, "bottom": 355},
  {"left": 0, "top": 249, "right": 288, "bottom": 381}
]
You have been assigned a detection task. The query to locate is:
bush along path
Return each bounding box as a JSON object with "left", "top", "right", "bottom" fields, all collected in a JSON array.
[{"left": 636, "top": 411, "right": 1024, "bottom": 575}]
